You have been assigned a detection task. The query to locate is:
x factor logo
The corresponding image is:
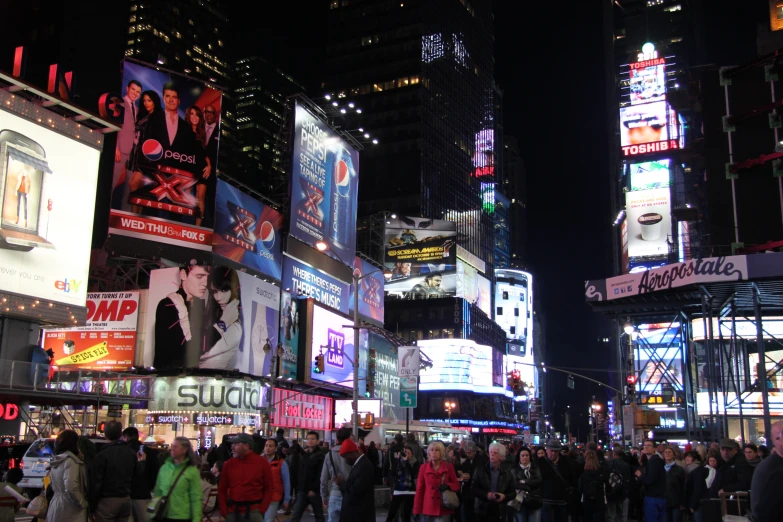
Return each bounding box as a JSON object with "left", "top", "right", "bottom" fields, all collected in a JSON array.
[
  {"left": 362, "top": 276, "right": 381, "bottom": 305},
  {"left": 223, "top": 201, "right": 258, "bottom": 252},
  {"left": 129, "top": 166, "right": 198, "bottom": 216},
  {"left": 297, "top": 178, "right": 324, "bottom": 227}
]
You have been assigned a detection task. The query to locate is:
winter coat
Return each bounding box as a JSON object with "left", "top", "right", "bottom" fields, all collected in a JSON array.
[
  {"left": 413, "top": 460, "right": 460, "bottom": 517},
  {"left": 664, "top": 463, "right": 686, "bottom": 508},
  {"left": 511, "top": 463, "right": 543, "bottom": 495},
  {"left": 153, "top": 458, "right": 203, "bottom": 522},
  {"left": 46, "top": 451, "right": 88, "bottom": 522},
  {"left": 685, "top": 464, "right": 708, "bottom": 511},
  {"left": 472, "top": 462, "right": 517, "bottom": 519},
  {"left": 539, "top": 456, "right": 576, "bottom": 505},
  {"left": 718, "top": 452, "right": 753, "bottom": 493},
  {"left": 297, "top": 448, "right": 325, "bottom": 494},
  {"left": 580, "top": 469, "right": 606, "bottom": 506},
  {"left": 392, "top": 455, "right": 420, "bottom": 494}
]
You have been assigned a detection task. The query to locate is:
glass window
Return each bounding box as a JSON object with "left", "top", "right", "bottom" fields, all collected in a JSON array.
[
  {"left": 778, "top": 6, "right": 783, "bottom": 19},
  {"left": 510, "top": 326, "right": 516, "bottom": 335},
  {"left": 496, "top": 307, "right": 503, "bottom": 316},
  {"left": 502, "top": 291, "right": 509, "bottom": 300},
  {"left": 25, "top": 439, "right": 55, "bottom": 459},
  {"left": 514, "top": 308, "right": 519, "bottom": 317}
]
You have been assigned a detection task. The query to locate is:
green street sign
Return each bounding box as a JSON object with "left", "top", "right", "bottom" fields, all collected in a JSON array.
[{"left": 400, "top": 377, "right": 418, "bottom": 408}]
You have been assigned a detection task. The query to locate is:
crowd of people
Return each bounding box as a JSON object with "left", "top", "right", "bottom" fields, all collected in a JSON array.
[{"left": 1, "top": 420, "right": 781, "bottom": 522}]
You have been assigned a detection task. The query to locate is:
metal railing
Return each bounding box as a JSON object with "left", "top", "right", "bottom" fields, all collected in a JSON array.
[{"left": 0, "top": 360, "right": 154, "bottom": 402}]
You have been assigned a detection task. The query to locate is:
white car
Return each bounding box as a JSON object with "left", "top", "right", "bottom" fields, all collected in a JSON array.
[{"left": 19, "top": 437, "right": 108, "bottom": 491}]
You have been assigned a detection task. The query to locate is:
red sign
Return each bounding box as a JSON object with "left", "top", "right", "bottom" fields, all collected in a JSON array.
[
  {"left": 42, "top": 330, "right": 136, "bottom": 371},
  {"left": 621, "top": 139, "right": 679, "bottom": 157},
  {"left": 271, "top": 388, "right": 333, "bottom": 431},
  {"left": 629, "top": 57, "right": 666, "bottom": 70},
  {"left": 482, "top": 427, "right": 518, "bottom": 435},
  {"left": 108, "top": 210, "right": 213, "bottom": 250},
  {"left": 0, "top": 404, "right": 19, "bottom": 421}
]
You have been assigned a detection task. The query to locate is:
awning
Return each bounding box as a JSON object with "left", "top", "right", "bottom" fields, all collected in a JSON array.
[{"left": 6, "top": 146, "right": 52, "bottom": 174}]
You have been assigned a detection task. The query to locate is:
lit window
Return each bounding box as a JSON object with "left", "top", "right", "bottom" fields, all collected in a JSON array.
[
  {"left": 778, "top": 6, "right": 783, "bottom": 19},
  {"left": 330, "top": 0, "right": 339, "bottom": 8},
  {"left": 188, "top": 19, "right": 194, "bottom": 25},
  {"left": 130, "top": 15, "right": 136, "bottom": 22},
  {"left": 130, "top": 4, "right": 137, "bottom": 11}
]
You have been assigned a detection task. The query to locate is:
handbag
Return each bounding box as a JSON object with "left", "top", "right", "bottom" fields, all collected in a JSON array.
[
  {"left": 440, "top": 471, "right": 460, "bottom": 510},
  {"left": 148, "top": 463, "right": 189, "bottom": 521},
  {"left": 26, "top": 492, "right": 48, "bottom": 518}
]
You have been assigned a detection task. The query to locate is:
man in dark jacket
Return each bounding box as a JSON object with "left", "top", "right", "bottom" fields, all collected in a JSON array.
[
  {"left": 290, "top": 431, "right": 326, "bottom": 522},
  {"left": 606, "top": 448, "right": 631, "bottom": 522},
  {"left": 122, "top": 427, "right": 158, "bottom": 522},
  {"left": 635, "top": 440, "right": 667, "bottom": 522},
  {"left": 472, "top": 442, "right": 517, "bottom": 522},
  {"left": 459, "top": 439, "right": 488, "bottom": 522},
  {"left": 90, "top": 421, "right": 137, "bottom": 522},
  {"left": 717, "top": 438, "right": 753, "bottom": 494},
  {"left": 540, "top": 439, "right": 575, "bottom": 522},
  {"left": 334, "top": 439, "right": 375, "bottom": 521},
  {"left": 384, "top": 433, "right": 405, "bottom": 487}
]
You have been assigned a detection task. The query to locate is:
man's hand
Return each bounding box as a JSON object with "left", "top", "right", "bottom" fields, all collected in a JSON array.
[
  {"left": 115, "top": 148, "right": 122, "bottom": 163},
  {"left": 333, "top": 475, "right": 345, "bottom": 486},
  {"left": 202, "top": 164, "right": 211, "bottom": 179},
  {"left": 495, "top": 493, "right": 505, "bottom": 503},
  {"left": 718, "top": 489, "right": 724, "bottom": 496},
  {"left": 307, "top": 490, "right": 316, "bottom": 498},
  {"left": 634, "top": 470, "right": 642, "bottom": 478}
]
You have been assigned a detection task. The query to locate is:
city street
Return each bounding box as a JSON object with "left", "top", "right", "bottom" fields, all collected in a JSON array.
[{"left": 13, "top": 510, "right": 395, "bottom": 521}]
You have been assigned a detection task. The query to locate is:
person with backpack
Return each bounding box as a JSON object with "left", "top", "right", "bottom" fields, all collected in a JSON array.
[
  {"left": 606, "top": 448, "right": 631, "bottom": 522},
  {"left": 580, "top": 450, "right": 606, "bottom": 522}
]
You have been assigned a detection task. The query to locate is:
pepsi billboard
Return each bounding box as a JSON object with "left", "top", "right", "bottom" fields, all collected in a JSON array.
[
  {"left": 108, "top": 60, "right": 222, "bottom": 254},
  {"left": 213, "top": 180, "right": 283, "bottom": 280},
  {"left": 289, "top": 102, "right": 359, "bottom": 261},
  {"left": 281, "top": 255, "right": 350, "bottom": 316}
]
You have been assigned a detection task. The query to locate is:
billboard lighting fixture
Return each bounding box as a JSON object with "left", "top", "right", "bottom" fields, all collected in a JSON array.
[
  {"left": 356, "top": 109, "right": 362, "bottom": 113},
  {"left": 340, "top": 108, "right": 347, "bottom": 114},
  {"left": 391, "top": 213, "right": 397, "bottom": 218},
  {"left": 315, "top": 242, "right": 328, "bottom": 252},
  {"left": 372, "top": 139, "right": 378, "bottom": 144},
  {"left": 358, "top": 128, "right": 364, "bottom": 132},
  {"left": 325, "top": 94, "right": 332, "bottom": 100},
  {"left": 332, "top": 101, "right": 339, "bottom": 107},
  {"left": 363, "top": 133, "right": 370, "bottom": 138},
  {"left": 348, "top": 102, "right": 355, "bottom": 108},
  {"left": 624, "top": 324, "right": 635, "bottom": 335}
]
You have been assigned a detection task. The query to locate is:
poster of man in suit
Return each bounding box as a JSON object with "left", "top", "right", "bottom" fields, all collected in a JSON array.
[{"left": 107, "top": 60, "right": 222, "bottom": 252}]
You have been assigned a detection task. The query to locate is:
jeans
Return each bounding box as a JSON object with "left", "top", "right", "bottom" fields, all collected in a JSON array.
[
  {"left": 644, "top": 496, "right": 667, "bottom": 522},
  {"left": 606, "top": 498, "right": 628, "bottom": 522},
  {"left": 666, "top": 507, "right": 682, "bottom": 522},
  {"left": 513, "top": 506, "right": 542, "bottom": 522},
  {"left": 386, "top": 494, "right": 414, "bottom": 522},
  {"left": 225, "top": 510, "right": 264, "bottom": 522},
  {"left": 540, "top": 503, "right": 569, "bottom": 522},
  {"left": 290, "top": 492, "right": 326, "bottom": 522},
  {"left": 328, "top": 492, "right": 342, "bottom": 522},
  {"left": 263, "top": 501, "right": 280, "bottom": 522}
]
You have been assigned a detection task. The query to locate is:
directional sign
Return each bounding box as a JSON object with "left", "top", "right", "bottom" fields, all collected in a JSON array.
[
  {"left": 398, "top": 346, "right": 420, "bottom": 377},
  {"left": 400, "top": 376, "right": 418, "bottom": 408}
]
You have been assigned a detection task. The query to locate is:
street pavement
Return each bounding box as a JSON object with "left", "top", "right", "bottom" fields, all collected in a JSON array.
[{"left": 14, "top": 508, "right": 394, "bottom": 521}]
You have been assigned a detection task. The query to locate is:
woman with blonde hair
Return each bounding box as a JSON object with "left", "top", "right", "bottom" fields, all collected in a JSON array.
[{"left": 413, "top": 441, "right": 460, "bottom": 522}]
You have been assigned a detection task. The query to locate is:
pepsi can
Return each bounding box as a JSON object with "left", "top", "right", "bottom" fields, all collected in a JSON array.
[{"left": 329, "top": 145, "right": 357, "bottom": 250}]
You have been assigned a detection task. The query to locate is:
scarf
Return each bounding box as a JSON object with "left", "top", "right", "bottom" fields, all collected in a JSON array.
[
  {"left": 705, "top": 466, "right": 716, "bottom": 488},
  {"left": 664, "top": 462, "right": 675, "bottom": 471},
  {"left": 519, "top": 463, "right": 531, "bottom": 479}
]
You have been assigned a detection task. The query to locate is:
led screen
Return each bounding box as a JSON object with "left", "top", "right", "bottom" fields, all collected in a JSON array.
[
  {"left": 626, "top": 188, "right": 671, "bottom": 258},
  {"left": 418, "top": 339, "right": 507, "bottom": 394},
  {"left": 309, "top": 304, "right": 357, "bottom": 389},
  {"left": 629, "top": 159, "right": 670, "bottom": 191}
]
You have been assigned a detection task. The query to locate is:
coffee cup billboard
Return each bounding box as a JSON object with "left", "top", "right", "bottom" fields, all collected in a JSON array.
[{"left": 626, "top": 188, "right": 671, "bottom": 258}]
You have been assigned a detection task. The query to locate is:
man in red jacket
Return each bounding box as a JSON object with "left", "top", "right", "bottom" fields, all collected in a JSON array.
[{"left": 219, "top": 433, "right": 274, "bottom": 521}]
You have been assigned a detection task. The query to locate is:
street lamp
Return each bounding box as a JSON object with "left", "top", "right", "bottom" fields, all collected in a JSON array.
[
  {"left": 315, "top": 240, "right": 385, "bottom": 441},
  {"left": 444, "top": 400, "right": 456, "bottom": 421}
]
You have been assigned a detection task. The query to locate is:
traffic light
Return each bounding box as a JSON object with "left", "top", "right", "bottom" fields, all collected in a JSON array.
[
  {"left": 314, "top": 354, "right": 325, "bottom": 374},
  {"left": 508, "top": 369, "right": 524, "bottom": 396},
  {"left": 626, "top": 374, "right": 637, "bottom": 399}
]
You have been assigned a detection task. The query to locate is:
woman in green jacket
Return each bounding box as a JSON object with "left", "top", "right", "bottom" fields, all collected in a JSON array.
[{"left": 152, "top": 436, "right": 203, "bottom": 522}]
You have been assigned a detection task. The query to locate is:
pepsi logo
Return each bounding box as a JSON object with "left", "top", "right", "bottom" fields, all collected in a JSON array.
[
  {"left": 142, "top": 139, "right": 164, "bottom": 161},
  {"left": 260, "top": 221, "right": 275, "bottom": 250},
  {"left": 334, "top": 160, "right": 351, "bottom": 196}
]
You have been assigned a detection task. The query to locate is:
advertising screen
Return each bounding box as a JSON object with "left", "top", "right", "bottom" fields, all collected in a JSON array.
[
  {"left": 289, "top": 102, "right": 359, "bottom": 261},
  {"left": 278, "top": 290, "right": 301, "bottom": 380},
  {"left": 213, "top": 179, "right": 283, "bottom": 280},
  {"left": 42, "top": 292, "right": 140, "bottom": 371},
  {"left": 626, "top": 188, "right": 671, "bottom": 258},
  {"left": 384, "top": 216, "right": 457, "bottom": 299},
  {"left": 108, "top": 61, "right": 222, "bottom": 252},
  {"left": 494, "top": 275, "right": 531, "bottom": 344},
  {"left": 334, "top": 398, "right": 382, "bottom": 426},
  {"left": 0, "top": 108, "right": 99, "bottom": 307},
  {"left": 473, "top": 129, "right": 494, "bottom": 177},
  {"left": 142, "top": 265, "right": 279, "bottom": 375},
  {"left": 629, "top": 159, "right": 670, "bottom": 191},
  {"left": 620, "top": 101, "right": 680, "bottom": 157},
  {"left": 281, "top": 255, "right": 350, "bottom": 315},
  {"left": 368, "top": 332, "right": 404, "bottom": 420},
  {"left": 349, "top": 256, "right": 384, "bottom": 324},
  {"left": 456, "top": 261, "right": 491, "bottom": 317},
  {"left": 629, "top": 61, "right": 666, "bottom": 105},
  {"left": 308, "top": 304, "right": 356, "bottom": 389},
  {"left": 418, "top": 339, "right": 505, "bottom": 394}
]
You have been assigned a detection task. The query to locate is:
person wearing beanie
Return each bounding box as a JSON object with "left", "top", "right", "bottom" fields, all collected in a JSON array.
[{"left": 334, "top": 439, "right": 375, "bottom": 521}]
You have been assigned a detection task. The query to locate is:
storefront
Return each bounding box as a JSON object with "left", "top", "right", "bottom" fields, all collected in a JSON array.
[{"left": 270, "top": 388, "right": 333, "bottom": 443}]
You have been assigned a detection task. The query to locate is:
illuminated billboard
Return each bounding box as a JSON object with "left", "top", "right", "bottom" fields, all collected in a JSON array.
[
  {"left": 494, "top": 269, "right": 533, "bottom": 347},
  {"left": 456, "top": 261, "right": 491, "bottom": 317},
  {"left": 281, "top": 255, "right": 350, "bottom": 315},
  {"left": 0, "top": 108, "right": 100, "bottom": 308},
  {"left": 629, "top": 159, "right": 670, "bottom": 191},
  {"left": 383, "top": 216, "right": 457, "bottom": 299},
  {"left": 289, "top": 102, "right": 359, "bottom": 262},
  {"left": 108, "top": 61, "right": 222, "bottom": 252},
  {"left": 334, "top": 398, "right": 382, "bottom": 426},
  {"left": 473, "top": 129, "right": 494, "bottom": 177},
  {"left": 213, "top": 179, "right": 283, "bottom": 280},
  {"left": 142, "top": 265, "right": 279, "bottom": 375},
  {"left": 349, "top": 256, "right": 384, "bottom": 324},
  {"left": 480, "top": 182, "right": 495, "bottom": 213},
  {"left": 629, "top": 59, "right": 666, "bottom": 105},
  {"left": 620, "top": 101, "right": 681, "bottom": 157},
  {"left": 418, "top": 339, "right": 511, "bottom": 396},
  {"left": 308, "top": 304, "right": 357, "bottom": 389},
  {"left": 42, "top": 292, "right": 140, "bottom": 372},
  {"left": 626, "top": 188, "right": 671, "bottom": 258}
]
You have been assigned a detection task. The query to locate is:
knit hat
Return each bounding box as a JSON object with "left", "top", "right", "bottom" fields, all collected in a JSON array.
[{"left": 340, "top": 439, "right": 360, "bottom": 455}]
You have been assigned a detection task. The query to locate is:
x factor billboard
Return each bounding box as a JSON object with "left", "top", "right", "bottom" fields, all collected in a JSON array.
[
  {"left": 383, "top": 216, "right": 457, "bottom": 299},
  {"left": 350, "top": 256, "right": 384, "bottom": 324},
  {"left": 142, "top": 264, "right": 280, "bottom": 377},
  {"left": 289, "top": 102, "right": 359, "bottom": 262},
  {"left": 213, "top": 179, "right": 283, "bottom": 280},
  {"left": 108, "top": 61, "right": 222, "bottom": 255},
  {"left": 0, "top": 104, "right": 100, "bottom": 309}
]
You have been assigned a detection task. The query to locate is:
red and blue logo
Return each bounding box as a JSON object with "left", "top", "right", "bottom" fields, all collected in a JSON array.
[
  {"left": 260, "top": 221, "right": 275, "bottom": 251},
  {"left": 334, "top": 159, "right": 351, "bottom": 196},
  {"left": 141, "top": 139, "right": 164, "bottom": 161}
]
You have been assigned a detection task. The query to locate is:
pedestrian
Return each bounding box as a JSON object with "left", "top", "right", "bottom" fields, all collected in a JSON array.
[
  {"left": 89, "top": 420, "right": 137, "bottom": 522},
  {"left": 716, "top": 438, "right": 752, "bottom": 495},
  {"left": 386, "top": 442, "right": 421, "bottom": 522},
  {"left": 122, "top": 427, "right": 158, "bottom": 522},
  {"left": 580, "top": 450, "right": 606, "bottom": 522},
  {"left": 605, "top": 448, "right": 630, "bottom": 522},
  {"left": 0, "top": 468, "right": 24, "bottom": 522},
  {"left": 218, "top": 433, "right": 273, "bottom": 521},
  {"left": 458, "top": 439, "right": 487, "bottom": 522},
  {"left": 412, "top": 441, "right": 460, "bottom": 522},
  {"left": 321, "top": 428, "right": 352, "bottom": 522},
  {"left": 662, "top": 447, "right": 685, "bottom": 522},
  {"left": 539, "top": 439, "right": 575, "bottom": 522},
  {"left": 749, "top": 420, "right": 783, "bottom": 522},
  {"left": 510, "top": 446, "right": 543, "bottom": 522},
  {"left": 683, "top": 451, "right": 707, "bottom": 522},
  {"left": 152, "top": 436, "right": 202, "bottom": 522},
  {"left": 275, "top": 428, "right": 290, "bottom": 451},
  {"left": 635, "top": 440, "right": 667, "bottom": 522},
  {"left": 471, "top": 442, "right": 516, "bottom": 522},
  {"left": 262, "top": 438, "right": 291, "bottom": 522},
  {"left": 333, "top": 439, "right": 375, "bottom": 521},
  {"left": 367, "top": 441, "right": 382, "bottom": 484},
  {"left": 406, "top": 433, "right": 425, "bottom": 464},
  {"left": 46, "top": 430, "right": 88, "bottom": 522},
  {"left": 705, "top": 454, "right": 721, "bottom": 497},
  {"left": 290, "top": 431, "right": 326, "bottom": 522},
  {"left": 384, "top": 434, "right": 405, "bottom": 488},
  {"left": 743, "top": 443, "right": 761, "bottom": 469}
]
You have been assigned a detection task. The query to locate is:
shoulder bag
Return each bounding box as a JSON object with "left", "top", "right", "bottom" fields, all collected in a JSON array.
[
  {"left": 440, "top": 469, "right": 460, "bottom": 510},
  {"left": 148, "top": 463, "right": 189, "bottom": 521}
]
